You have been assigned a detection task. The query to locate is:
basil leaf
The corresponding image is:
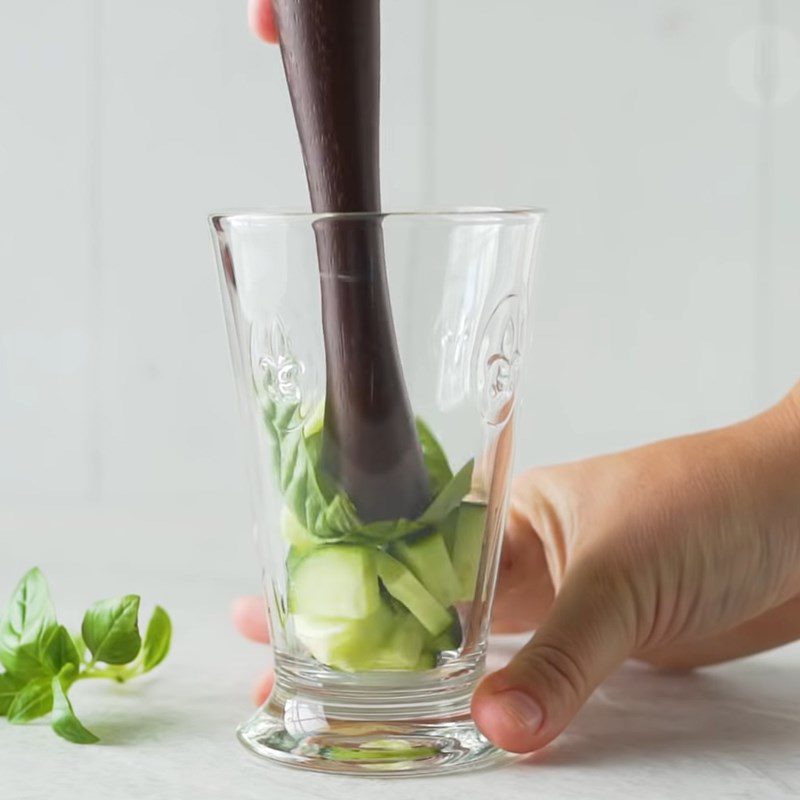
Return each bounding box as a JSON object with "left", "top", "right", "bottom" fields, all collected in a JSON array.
[
  {"left": 264, "top": 399, "right": 473, "bottom": 547},
  {"left": 81, "top": 595, "right": 142, "bottom": 665},
  {"left": 2, "top": 625, "right": 79, "bottom": 684},
  {"left": 0, "top": 567, "right": 57, "bottom": 676},
  {"left": 0, "top": 642, "right": 51, "bottom": 682},
  {"left": 0, "top": 672, "right": 24, "bottom": 716},
  {"left": 354, "top": 517, "right": 427, "bottom": 544},
  {"left": 142, "top": 606, "right": 172, "bottom": 672},
  {"left": 263, "top": 400, "right": 359, "bottom": 541},
  {"left": 318, "top": 492, "right": 361, "bottom": 538},
  {"left": 7, "top": 677, "right": 53, "bottom": 724},
  {"left": 43, "top": 625, "right": 80, "bottom": 676},
  {"left": 345, "top": 460, "right": 475, "bottom": 545},
  {"left": 51, "top": 671, "right": 99, "bottom": 744},
  {"left": 72, "top": 632, "right": 88, "bottom": 663},
  {"left": 416, "top": 418, "right": 453, "bottom": 496}
]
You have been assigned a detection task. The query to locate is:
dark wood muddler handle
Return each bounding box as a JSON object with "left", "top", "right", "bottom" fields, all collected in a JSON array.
[{"left": 272, "top": 0, "right": 430, "bottom": 521}]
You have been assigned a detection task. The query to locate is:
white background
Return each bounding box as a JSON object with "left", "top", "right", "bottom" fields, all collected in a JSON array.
[
  {"left": 1, "top": 0, "right": 799, "bottom": 508},
  {"left": 1, "top": 4, "right": 800, "bottom": 796}
]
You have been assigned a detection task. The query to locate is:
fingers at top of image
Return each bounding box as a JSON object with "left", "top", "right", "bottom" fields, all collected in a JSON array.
[
  {"left": 248, "top": 0, "right": 278, "bottom": 43},
  {"left": 231, "top": 595, "right": 271, "bottom": 643}
]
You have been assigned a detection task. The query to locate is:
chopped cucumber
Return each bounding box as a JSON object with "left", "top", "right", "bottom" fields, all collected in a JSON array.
[
  {"left": 367, "top": 611, "right": 427, "bottom": 670},
  {"left": 451, "top": 502, "right": 487, "bottom": 601},
  {"left": 290, "top": 545, "right": 380, "bottom": 619},
  {"left": 293, "top": 600, "right": 394, "bottom": 670},
  {"left": 286, "top": 544, "right": 307, "bottom": 575},
  {"left": 419, "top": 458, "right": 474, "bottom": 526},
  {"left": 277, "top": 412, "right": 475, "bottom": 672},
  {"left": 293, "top": 614, "right": 356, "bottom": 665},
  {"left": 428, "top": 610, "right": 462, "bottom": 653},
  {"left": 414, "top": 651, "right": 437, "bottom": 670},
  {"left": 391, "top": 532, "right": 460, "bottom": 608},
  {"left": 293, "top": 605, "right": 426, "bottom": 671},
  {"left": 375, "top": 551, "right": 452, "bottom": 636},
  {"left": 321, "top": 741, "right": 440, "bottom": 762}
]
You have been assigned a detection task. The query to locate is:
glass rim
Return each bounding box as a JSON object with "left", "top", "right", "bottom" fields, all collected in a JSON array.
[{"left": 210, "top": 206, "right": 545, "bottom": 227}]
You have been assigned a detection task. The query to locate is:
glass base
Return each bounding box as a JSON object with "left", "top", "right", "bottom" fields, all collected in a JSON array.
[
  {"left": 238, "top": 710, "right": 512, "bottom": 776},
  {"left": 237, "top": 662, "right": 513, "bottom": 776}
]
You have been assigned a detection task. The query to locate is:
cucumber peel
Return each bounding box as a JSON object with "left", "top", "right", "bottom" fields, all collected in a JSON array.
[
  {"left": 391, "top": 532, "right": 460, "bottom": 608},
  {"left": 450, "top": 503, "right": 487, "bottom": 601},
  {"left": 375, "top": 552, "right": 452, "bottom": 636},
  {"left": 417, "top": 459, "right": 474, "bottom": 527}
]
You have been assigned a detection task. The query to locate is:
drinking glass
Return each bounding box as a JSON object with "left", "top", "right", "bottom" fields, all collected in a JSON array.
[{"left": 210, "top": 209, "right": 543, "bottom": 775}]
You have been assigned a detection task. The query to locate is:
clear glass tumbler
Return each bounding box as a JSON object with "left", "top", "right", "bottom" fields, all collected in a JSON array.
[{"left": 210, "top": 209, "right": 543, "bottom": 775}]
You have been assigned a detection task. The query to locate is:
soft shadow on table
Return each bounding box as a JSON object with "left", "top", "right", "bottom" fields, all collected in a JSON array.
[
  {"left": 72, "top": 682, "right": 222, "bottom": 747},
  {"left": 511, "top": 658, "right": 800, "bottom": 769},
  {"left": 90, "top": 712, "right": 188, "bottom": 746}
]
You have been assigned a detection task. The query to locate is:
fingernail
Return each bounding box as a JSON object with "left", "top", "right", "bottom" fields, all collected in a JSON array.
[{"left": 491, "top": 690, "right": 543, "bottom": 735}]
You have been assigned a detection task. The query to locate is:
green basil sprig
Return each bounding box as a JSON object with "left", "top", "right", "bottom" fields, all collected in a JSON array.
[{"left": 0, "top": 568, "right": 171, "bottom": 744}]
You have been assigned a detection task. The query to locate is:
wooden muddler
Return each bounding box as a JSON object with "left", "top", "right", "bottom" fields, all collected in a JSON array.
[{"left": 272, "top": 0, "right": 430, "bottom": 522}]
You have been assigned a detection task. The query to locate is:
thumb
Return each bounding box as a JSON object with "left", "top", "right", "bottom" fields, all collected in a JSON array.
[{"left": 472, "top": 556, "right": 637, "bottom": 753}]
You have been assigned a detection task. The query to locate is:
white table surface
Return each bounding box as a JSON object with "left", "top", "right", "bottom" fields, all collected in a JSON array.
[{"left": 2, "top": 502, "right": 799, "bottom": 800}]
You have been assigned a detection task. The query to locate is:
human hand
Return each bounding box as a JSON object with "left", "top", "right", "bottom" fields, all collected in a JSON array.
[
  {"left": 233, "top": 384, "right": 800, "bottom": 753},
  {"left": 248, "top": 0, "right": 278, "bottom": 43},
  {"left": 472, "top": 385, "right": 800, "bottom": 752}
]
